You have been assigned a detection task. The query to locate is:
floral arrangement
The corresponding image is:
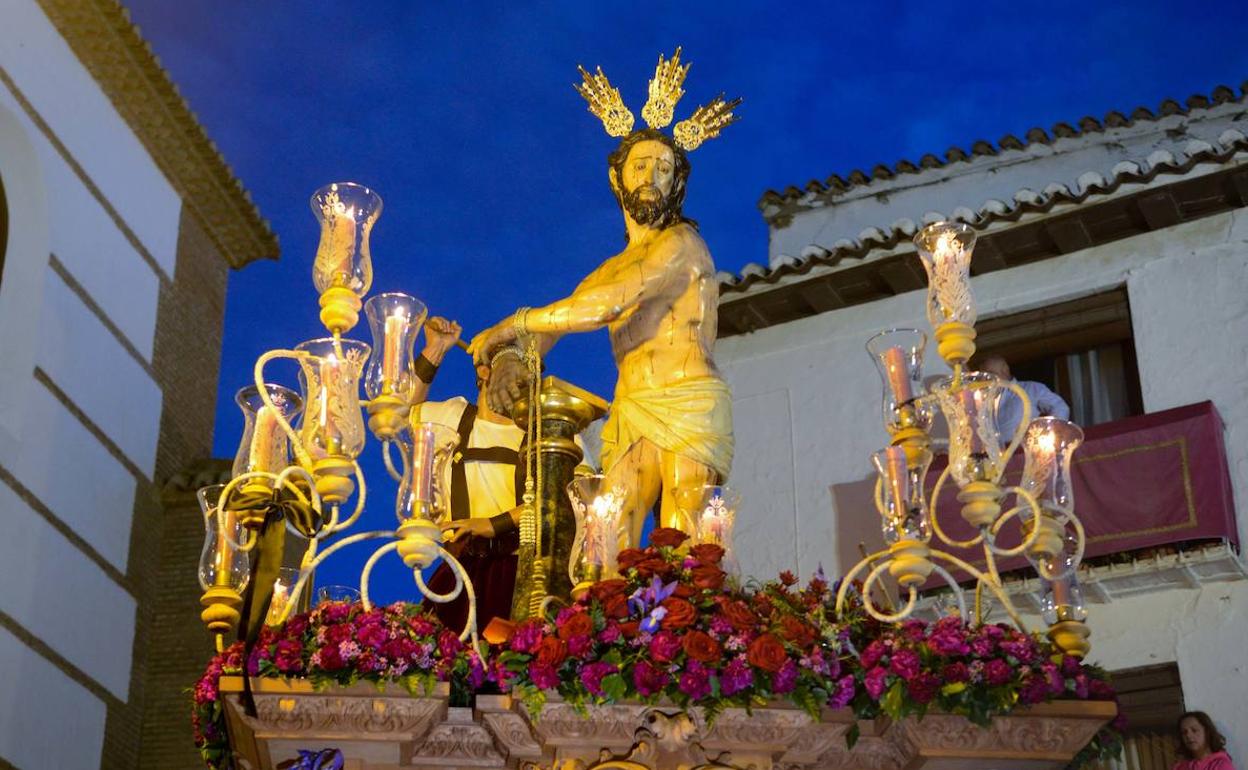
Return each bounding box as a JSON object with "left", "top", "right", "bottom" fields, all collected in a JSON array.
[
  {"left": 192, "top": 529, "right": 1125, "bottom": 768},
  {"left": 494, "top": 528, "right": 856, "bottom": 721},
  {"left": 192, "top": 601, "right": 481, "bottom": 769}
]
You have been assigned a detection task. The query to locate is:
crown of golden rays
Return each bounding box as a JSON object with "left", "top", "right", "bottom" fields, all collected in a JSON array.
[{"left": 574, "top": 48, "right": 741, "bottom": 151}]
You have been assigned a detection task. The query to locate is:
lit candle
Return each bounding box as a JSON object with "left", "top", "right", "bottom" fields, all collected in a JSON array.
[
  {"left": 213, "top": 506, "right": 234, "bottom": 587},
  {"left": 325, "top": 206, "right": 357, "bottom": 287},
  {"left": 960, "top": 390, "right": 986, "bottom": 453},
  {"left": 1051, "top": 576, "right": 1071, "bottom": 608},
  {"left": 884, "top": 446, "right": 909, "bottom": 524},
  {"left": 699, "top": 498, "right": 725, "bottom": 545},
  {"left": 410, "top": 426, "right": 436, "bottom": 504},
  {"left": 882, "top": 346, "right": 914, "bottom": 403},
  {"left": 248, "top": 405, "right": 280, "bottom": 473},
  {"left": 934, "top": 231, "right": 961, "bottom": 267},
  {"left": 382, "top": 311, "right": 405, "bottom": 389},
  {"left": 266, "top": 579, "right": 290, "bottom": 625}
]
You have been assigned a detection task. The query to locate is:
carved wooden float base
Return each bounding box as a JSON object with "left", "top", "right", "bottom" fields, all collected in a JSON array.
[{"left": 219, "top": 677, "right": 1115, "bottom": 770}]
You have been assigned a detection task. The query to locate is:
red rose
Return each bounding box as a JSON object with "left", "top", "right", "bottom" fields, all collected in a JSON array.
[
  {"left": 751, "top": 594, "right": 775, "bottom": 619},
  {"left": 746, "top": 633, "right": 789, "bottom": 673},
  {"left": 689, "top": 543, "right": 725, "bottom": 565},
  {"left": 589, "top": 579, "right": 630, "bottom": 602},
  {"left": 557, "top": 612, "right": 594, "bottom": 641},
  {"left": 633, "top": 555, "right": 671, "bottom": 580},
  {"left": 659, "top": 598, "right": 696, "bottom": 630},
  {"left": 672, "top": 583, "right": 697, "bottom": 599},
  {"left": 649, "top": 528, "right": 690, "bottom": 549},
  {"left": 617, "top": 620, "right": 641, "bottom": 638},
  {"left": 778, "top": 570, "right": 798, "bottom": 587},
  {"left": 690, "top": 565, "right": 726, "bottom": 591},
  {"left": 780, "top": 616, "right": 817, "bottom": 648},
  {"left": 616, "top": 548, "right": 647, "bottom": 571},
  {"left": 648, "top": 630, "right": 682, "bottom": 662},
  {"left": 535, "top": 636, "right": 568, "bottom": 668},
  {"left": 602, "top": 593, "right": 629, "bottom": 619},
  {"left": 720, "top": 600, "right": 757, "bottom": 632},
  {"left": 682, "top": 630, "right": 722, "bottom": 663}
]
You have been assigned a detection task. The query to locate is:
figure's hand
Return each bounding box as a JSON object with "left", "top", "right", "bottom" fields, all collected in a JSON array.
[
  {"left": 486, "top": 350, "right": 531, "bottom": 416},
  {"left": 422, "top": 317, "right": 462, "bottom": 364},
  {"left": 467, "top": 316, "right": 518, "bottom": 366},
  {"left": 440, "top": 517, "right": 494, "bottom": 543}
]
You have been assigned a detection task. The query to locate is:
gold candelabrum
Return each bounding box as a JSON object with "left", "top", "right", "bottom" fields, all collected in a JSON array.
[
  {"left": 197, "top": 182, "right": 484, "bottom": 654},
  {"left": 835, "top": 222, "right": 1093, "bottom": 659}
]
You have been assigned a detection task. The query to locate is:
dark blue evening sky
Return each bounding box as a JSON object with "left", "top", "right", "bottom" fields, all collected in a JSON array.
[{"left": 124, "top": 1, "right": 1246, "bottom": 599}]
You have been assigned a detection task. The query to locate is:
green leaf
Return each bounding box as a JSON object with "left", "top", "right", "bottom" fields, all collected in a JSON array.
[
  {"left": 881, "top": 680, "right": 905, "bottom": 719},
  {"left": 600, "top": 673, "right": 628, "bottom": 702},
  {"left": 845, "top": 722, "right": 860, "bottom": 749}
]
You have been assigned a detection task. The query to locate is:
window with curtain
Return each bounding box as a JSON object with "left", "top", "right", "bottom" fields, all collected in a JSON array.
[{"left": 971, "top": 288, "right": 1143, "bottom": 428}]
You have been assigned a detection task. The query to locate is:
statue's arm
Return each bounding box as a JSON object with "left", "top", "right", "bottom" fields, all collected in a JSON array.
[{"left": 523, "top": 236, "right": 686, "bottom": 335}]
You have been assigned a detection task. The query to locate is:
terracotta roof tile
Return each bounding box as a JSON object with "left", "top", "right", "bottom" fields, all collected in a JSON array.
[
  {"left": 758, "top": 82, "right": 1248, "bottom": 218},
  {"left": 725, "top": 125, "right": 1248, "bottom": 293}
]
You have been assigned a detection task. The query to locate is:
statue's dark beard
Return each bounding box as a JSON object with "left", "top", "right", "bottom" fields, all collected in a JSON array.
[{"left": 622, "top": 184, "right": 679, "bottom": 228}]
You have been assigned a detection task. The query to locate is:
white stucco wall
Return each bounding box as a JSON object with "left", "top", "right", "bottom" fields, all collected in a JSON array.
[{"left": 0, "top": 1, "right": 185, "bottom": 767}]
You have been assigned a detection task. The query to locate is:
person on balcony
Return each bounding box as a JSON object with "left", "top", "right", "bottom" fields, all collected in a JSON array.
[
  {"left": 980, "top": 355, "right": 1071, "bottom": 440},
  {"left": 1172, "top": 711, "right": 1235, "bottom": 770}
]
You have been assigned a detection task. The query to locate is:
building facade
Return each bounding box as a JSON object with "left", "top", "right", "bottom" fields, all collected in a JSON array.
[
  {"left": 0, "top": 1, "right": 275, "bottom": 767},
  {"left": 716, "top": 86, "right": 1248, "bottom": 764}
]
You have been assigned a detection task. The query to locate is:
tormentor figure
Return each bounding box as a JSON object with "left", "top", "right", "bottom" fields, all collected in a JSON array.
[{"left": 469, "top": 127, "right": 734, "bottom": 548}]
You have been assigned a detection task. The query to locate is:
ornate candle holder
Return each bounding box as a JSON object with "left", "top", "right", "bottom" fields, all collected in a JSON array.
[
  {"left": 311, "top": 182, "right": 381, "bottom": 334},
  {"left": 363, "top": 292, "right": 428, "bottom": 441},
  {"left": 567, "top": 475, "right": 626, "bottom": 598},
  {"left": 838, "top": 221, "right": 1093, "bottom": 657}
]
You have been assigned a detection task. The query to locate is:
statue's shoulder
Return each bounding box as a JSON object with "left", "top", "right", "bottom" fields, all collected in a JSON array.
[{"left": 652, "top": 222, "right": 707, "bottom": 257}]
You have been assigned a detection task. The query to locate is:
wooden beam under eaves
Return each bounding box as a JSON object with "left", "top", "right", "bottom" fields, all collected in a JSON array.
[
  {"left": 1137, "top": 191, "right": 1183, "bottom": 230},
  {"left": 797, "top": 279, "right": 846, "bottom": 313},
  {"left": 878, "top": 259, "right": 925, "bottom": 294},
  {"left": 969, "top": 236, "right": 1008, "bottom": 274},
  {"left": 1045, "top": 217, "right": 1094, "bottom": 254}
]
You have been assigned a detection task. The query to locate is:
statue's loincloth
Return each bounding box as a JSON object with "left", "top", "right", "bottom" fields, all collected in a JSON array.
[{"left": 600, "top": 376, "right": 734, "bottom": 480}]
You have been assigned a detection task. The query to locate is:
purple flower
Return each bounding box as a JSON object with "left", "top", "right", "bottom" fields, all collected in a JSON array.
[
  {"left": 771, "top": 659, "right": 799, "bottom": 695},
  {"left": 889, "top": 649, "right": 921, "bottom": 681},
  {"left": 1061, "top": 655, "right": 1082, "bottom": 678},
  {"left": 1019, "top": 676, "right": 1050, "bottom": 705},
  {"left": 828, "top": 675, "right": 855, "bottom": 709},
  {"left": 984, "top": 658, "right": 1013, "bottom": 686},
  {"left": 720, "top": 655, "right": 753, "bottom": 696},
  {"left": 927, "top": 628, "right": 970, "bottom": 656},
  {"left": 942, "top": 662, "right": 970, "bottom": 683},
  {"left": 509, "top": 621, "right": 544, "bottom": 654},
  {"left": 579, "top": 661, "right": 617, "bottom": 697},
  {"left": 864, "top": 666, "right": 889, "bottom": 700},
  {"left": 1000, "top": 637, "right": 1038, "bottom": 664},
  {"left": 859, "top": 640, "right": 886, "bottom": 669},
  {"left": 679, "top": 661, "right": 713, "bottom": 700},
  {"left": 648, "top": 631, "right": 682, "bottom": 662},
  {"left": 900, "top": 619, "right": 927, "bottom": 641},
  {"left": 528, "top": 662, "right": 560, "bottom": 689},
  {"left": 567, "top": 635, "right": 592, "bottom": 657},
  {"left": 597, "top": 624, "right": 622, "bottom": 644},
  {"left": 629, "top": 577, "right": 677, "bottom": 633},
  {"left": 320, "top": 602, "right": 351, "bottom": 624},
  {"left": 438, "top": 629, "right": 464, "bottom": 658},
  {"left": 467, "top": 653, "right": 487, "bottom": 689},
  {"left": 906, "top": 672, "right": 941, "bottom": 704},
  {"left": 709, "top": 616, "right": 734, "bottom": 636},
  {"left": 1073, "top": 673, "right": 1090, "bottom": 699},
  {"left": 632, "top": 660, "right": 670, "bottom": 697},
  {"left": 273, "top": 639, "right": 304, "bottom": 673}
]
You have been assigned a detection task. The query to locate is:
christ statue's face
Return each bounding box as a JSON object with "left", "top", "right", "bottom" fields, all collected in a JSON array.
[{"left": 617, "top": 140, "right": 677, "bottom": 227}]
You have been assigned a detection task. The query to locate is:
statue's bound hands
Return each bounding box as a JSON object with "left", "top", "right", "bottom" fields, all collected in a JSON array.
[
  {"left": 467, "top": 316, "right": 518, "bottom": 366},
  {"left": 486, "top": 351, "right": 529, "bottom": 416}
]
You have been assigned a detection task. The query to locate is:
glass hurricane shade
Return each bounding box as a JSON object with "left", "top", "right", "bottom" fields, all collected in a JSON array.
[
  {"left": 673, "top": 484, "right": 741, "bottom": 552},
  {"left": 567, "top": 474, "right": 627, "bottom": 584},
  {"left": 395, "top": 421, "right": 460, "bottom": 523},
  {"left": 363, "top": 292, "right": 428, "bottom": 400},
  {"left": 865, "top": 328, "right": 933, "bottom": 435},
  {"left": 265, "top": 566, "right": 302, "bottom": 626},
  {"left": 870, "top": 446, "right": 934, "bottom": 544},
  {"left": 930, "top": 371, "right": 1011, "bottom": 487},
  {"left": 311, "top": 182, "right": 381, "bottom": 297},
  {"left": 197, "top": 484, "right": 250, "bottom": 592},
  {"left": 913, "top": 221, "right": 978, "bottom": 328},
  {"left": 1021, "top": 417, "right": 1084, "bottom": 515},
  {"left": 1041, "top": 571, "right": 1088, "bottom": 625},
  {"left": 294, "top": 337, "right": 371, "bottom": 460},
  {"left": 231, "top": 384, "right": 302, "bottom": 478}
]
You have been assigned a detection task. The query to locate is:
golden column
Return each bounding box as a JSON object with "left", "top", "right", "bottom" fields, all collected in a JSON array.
[{"left": 510, "top": 376, "right": 607, "bottom": 620}]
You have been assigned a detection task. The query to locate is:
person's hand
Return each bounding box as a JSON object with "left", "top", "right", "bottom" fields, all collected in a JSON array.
[
  {"left": 422, "top": 317, "right": 462, "bottom": 364},
  {"left": 486, "top": 351, "right": 531, "bottom": 416},
  {"left": 467, "top": 316, "right": 518, "bottom": 366},
  {"left": 440, "top": 517, "right": 494, "bottom": 544}
]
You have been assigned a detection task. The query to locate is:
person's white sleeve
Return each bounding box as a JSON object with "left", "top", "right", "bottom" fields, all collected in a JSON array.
[{"left": 1031, "top": 383, "right": 1071, "bottom": 421}]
